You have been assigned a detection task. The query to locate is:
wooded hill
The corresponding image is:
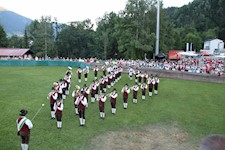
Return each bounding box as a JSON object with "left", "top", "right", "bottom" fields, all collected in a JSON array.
[{"left": 0, "top": 0, "right": 224, "bottom": 59}]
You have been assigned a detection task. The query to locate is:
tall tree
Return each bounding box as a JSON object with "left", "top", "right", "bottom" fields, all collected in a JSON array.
[{"left": 0, "top": 25, "right": 8, "bottom": 47}]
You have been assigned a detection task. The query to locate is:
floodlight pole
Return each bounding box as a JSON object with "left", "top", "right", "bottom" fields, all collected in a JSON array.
[
  {"left": 155, "top": 0, "right": 160, "bottom": 56},
  {"left": 45, "top": 21, "right": 47, "bottom": 60}
]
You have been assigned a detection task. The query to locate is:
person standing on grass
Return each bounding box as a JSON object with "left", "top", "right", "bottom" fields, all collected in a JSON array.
[
  {"left": 54, "top": 99, "right": 63, "bottom": 129},
  {"left": 90, "top": 80, "right": 97, "bottom": 103},
  {"left": 93, "top": 65, "right": 99, "bottom": 80},
  {"left": 121, "top": 84, "right": 130, "bottom": 109},
  {"left": 47, "top": 83, "right": 58, "bottom": 119},
  {"left": 81, "top": 84, "right": 90, "bottom": 108},
  {"left": 131, "top": 83, "right": 139, "bottom": 104},
  {"left": 147, "top": 75, "right": 155, "bottom": 97},
  {"left": 77, "top": 67, "right": 82, "bottom": 83},
  {"left": 102, "top": 64, "right": 107, "bottom": 76},
  {"left": 75, "top": 91, "right": 87, "bottom": 126},
  {"left": 109, "top": 88, "right": 118, "bottom": 114},
  {"left": 154, "top": 75, "right": 160, "bottom": 95},
  {"left": 83, "top": 66, "right": 89, "bottom": 82},
  {"left": 16, "top": 109, "right": 33, "bottom": 150},
  {"left": 143, "top": 71, "right": 148, "bottom": 83},
  {"left": 141, "top": 82, "right": 147, "bottom": 100},
  {"left": 72, "top": 85, "right": 80, "bottom": 115},
  {"left": 97, "top": 93, "right": 107, "bottom": 119}
]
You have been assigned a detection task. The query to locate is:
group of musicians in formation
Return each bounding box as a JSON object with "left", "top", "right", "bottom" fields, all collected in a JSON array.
[{"left": 47, "top": 64, "right": 160, "bottom": 128}]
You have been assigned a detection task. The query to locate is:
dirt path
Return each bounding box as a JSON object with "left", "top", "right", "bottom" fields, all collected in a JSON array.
[{"left": 85, "top": 124, "right": 198, "bottom": 150}]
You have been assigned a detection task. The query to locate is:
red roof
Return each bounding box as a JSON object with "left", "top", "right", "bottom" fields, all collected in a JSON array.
[{"left": 0, "top": 48, "right": 30, "bottom": 56}]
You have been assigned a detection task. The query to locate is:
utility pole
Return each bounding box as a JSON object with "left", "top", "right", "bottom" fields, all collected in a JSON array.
[
  {"left": 155, "top": 0, "right": 160, "bottom": 56},
  {"left": 45, "top": 21, "right": 47, "bottom": 59}
]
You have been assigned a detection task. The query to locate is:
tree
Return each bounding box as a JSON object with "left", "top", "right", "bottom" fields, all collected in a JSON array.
[{"left": 0, "top": 25, "right": 8, "bottom": 47}]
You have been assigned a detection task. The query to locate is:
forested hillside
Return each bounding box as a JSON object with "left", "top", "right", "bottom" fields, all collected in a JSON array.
[{"left": 1, "top": 0, "right": 224, "bottom": 59}]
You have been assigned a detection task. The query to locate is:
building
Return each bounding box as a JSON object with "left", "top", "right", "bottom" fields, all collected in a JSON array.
[
  {"left": 203, "top": 39, "right": 224, "bottom": 53},
  {"left": 0, "top": 48, "right": 33, "bottom": 59}
]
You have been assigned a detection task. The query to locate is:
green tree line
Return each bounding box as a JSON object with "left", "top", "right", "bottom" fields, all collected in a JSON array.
[{"left": 0, "top": 0, "right": 224, "bottom": 59}]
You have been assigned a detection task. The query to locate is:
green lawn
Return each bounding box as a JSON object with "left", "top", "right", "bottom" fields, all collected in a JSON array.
[{"left": 0, "top": 66, "right": 224, "bottom": 150}]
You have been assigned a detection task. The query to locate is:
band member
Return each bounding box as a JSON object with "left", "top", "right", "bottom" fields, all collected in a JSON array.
[
  {"left": 64, "top": 75, "right": 71, "bottom": 95},
  {"left": 97, "top": 93, "right": 107, "bottom": 119},
  {"left": 121, "top": 84, "right": 130, "bottom": 109},
  {"left": 16, "top": 109, "right": 33, "bottom": 150},
  {"left": 109, "top": 89, "right": 118, "bottom": 114},
  {"left": 55, "top": 79, "right": 63, "bottom": 101},
  {"left": 72, "top": 85, "right": 80, "bottom": 115},
  {"left": 75, "top": 91, "right": 87, "bottom": 126},
  {"left": 141, "top": 83, "right": 147, "bottom": 100},
  {"left": 147, "top": 75, "right": 155, "bottom": 97},
  {"left": 83, "top": 66, "right": 89, "bottom": 82},
  {"left": 95, "top": 79, "right": 99, "bottom": 100},
  {"left": 128, "top": 67, "right": 134, "bottom": 80},
  {"left": 47, "top": 83, "right": 58, "bottom": 119},
  {"left": 90, "top": 81, "right": 97, "bottom": 103},
  {"left": 154, "top": 75, "right": 160, "bottom": 95},
  {"left": 81, "top": 84, "right": 90, "bottom": 108},
  {"left": 103, "top": 75, "right": 108, "bottom": 93},
  {"left": 99, "top": 76, "right": 104, "bottom": 94},
  {"left": 135, "top": 69, "right": 140, "bottom": 83},
  {"left": 131, "top": 83, "right": 139, "bottom": 104},
  {"left": 61, "top": 78, "right": 68, "bottom": 100},
  {"left": 138, "top": 71, "right": 142, "bottom": 85},
  {"left": 54, "top": 99, "right": 64, "bottom": 129},
  {"left": 143, "top": 71, "right": 148, "bottom": 83},
  {"left": 93, "top": 65, "right": 99, "bottom": 80},
  {"left": 66, "top": 66, "right": 73, "bottom": 76},
  {"left": 77, "top": 67, "right": 82, "bottom": 83},
  {"left": 102, "top": 64, "right": 107, "bottom": 76}
]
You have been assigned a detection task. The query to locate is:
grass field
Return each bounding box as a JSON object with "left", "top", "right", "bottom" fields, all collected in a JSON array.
[{"left": 0, "top": 66, "right": 224, "bottom": 150}]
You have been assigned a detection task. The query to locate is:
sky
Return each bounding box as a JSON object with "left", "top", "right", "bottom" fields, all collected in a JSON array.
[{"left": 1, "top": 0, "right": 194, "bottom": 24}]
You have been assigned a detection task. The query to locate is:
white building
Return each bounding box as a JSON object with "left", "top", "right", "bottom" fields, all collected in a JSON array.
[{"left": 203, "top": 39, "right": 224, "bottom": 52}]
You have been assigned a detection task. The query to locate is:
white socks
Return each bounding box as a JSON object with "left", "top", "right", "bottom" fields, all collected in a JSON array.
[
  {"left": 111, "top": 108, "right": 116, "bottom": 114},
  {"left": 21, "top": 144, "right": 28, "bottom": 150},
  {"left": 149, "top": 92, "right": 152, "bottom": 97},
  {"left": 51, "top": 111, "right": 55, "bottom": 119},
  {"left": 79, "top": 118, "right": 85, "bottom": 126},
  {"left": 154, "top": 90, "right": 158, "bottom": 95},
  {"left": 142, "top": 95, "right": 145, "bottom": 100},
  {"left": 75, "top": 108, "right": 78, "bottom": 115},
  {"left": 57, "top": 121, "right": 62, "bottom": 128},
  {"left": 91, "top": 97, "right": 95, "bottom": 103},
  {"left": 133, "top": 99, "right": 138, "bottom": 103}
]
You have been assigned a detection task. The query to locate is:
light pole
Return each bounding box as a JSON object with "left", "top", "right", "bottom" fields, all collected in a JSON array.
[
  {"left": 44, "top": 21, "right": 47, "bottom": 59},
  {"left": 155, "top": 0, "right": 160, "bottom": 56}
]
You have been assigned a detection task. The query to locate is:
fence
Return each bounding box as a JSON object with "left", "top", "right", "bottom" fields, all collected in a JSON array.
[{"left": 0, "top": 60, "right": 90, "bottom": 69}]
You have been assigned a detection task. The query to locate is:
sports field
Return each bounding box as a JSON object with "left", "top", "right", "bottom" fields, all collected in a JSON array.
[{"left": 0, "top": 66, "right": 224, "bottom": 150}]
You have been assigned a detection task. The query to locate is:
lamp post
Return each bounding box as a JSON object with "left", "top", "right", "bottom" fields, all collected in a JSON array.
[{"left": 155, "top": 0, "right": 160, "bottom": 56}]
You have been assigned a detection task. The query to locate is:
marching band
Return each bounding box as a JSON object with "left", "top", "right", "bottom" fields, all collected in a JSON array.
[{"left": 47, "top": 65, "right": 160, "bottom": 128}]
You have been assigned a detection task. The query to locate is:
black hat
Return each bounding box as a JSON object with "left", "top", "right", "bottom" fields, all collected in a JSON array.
[{"left": 19, "top": 109, "right": 28, "bottom": 116}]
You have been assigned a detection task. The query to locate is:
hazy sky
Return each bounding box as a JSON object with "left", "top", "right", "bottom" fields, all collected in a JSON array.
[{"left": 1, "top": 0, "right": 193, "bottom": 23}]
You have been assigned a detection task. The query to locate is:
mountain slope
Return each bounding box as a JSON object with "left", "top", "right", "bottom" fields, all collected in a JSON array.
[{"left": 0, "top": 7, "right": 32, "bottom": 36}]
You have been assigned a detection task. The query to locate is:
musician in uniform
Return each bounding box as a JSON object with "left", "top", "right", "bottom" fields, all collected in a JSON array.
[
  {"left": 141, "top": 82, "right": 147, "bottom": 100},
  {"left": 154, "top": 75, "right": 160, "bottom": 95},
  {"left": 128, "top": 67, "right": 134, "bottom": 80},
  {"left": 138, "top": 71, "right": 142, "bottom": 85},
  {"left": 75, "top": 91, "right": 87, "bottom": 126},
  {"left": 77, "top": 67, "right": 82, "bottom": 83},
  {"left": 72, "top": 85, "right": 80, "bottom": 115},
  {"left": 143, "top": 71, "right": 148, "bottom": 83},
  {"left": 97, "top": 93, "right": 107, "bottom": 119},
  {"left": 147, "top": 75, "right": 155, "bottom": 97},
  {"left": 83, "top": 66, "right": 89, "bottom": 82},
  {"left": 109, "top": 88, "right": 118, "bottom": 114},
  {"left": 47, "top": 83, "right": 58, "bottom": 119},
  {"left": 88, "top": 81, "right": 95, "bottom": 103},
  {"left": 121, "top": 84, "right": 130, "bottom": 109},
  {"left": 53, "top": 99, "right": 63, "bottom": 129},
  {"left": 81, "top": 84, "right": 90, "bottom": 108},
  {"left": 102, "top": 64, "right": 107, "bottom": 76},
  {"left": 16, "top": 109, "right": 33, "bottom": 150},
  {"left": 131, "top": 83, "right": 139, "bottom": 104},
  {"left": 93, "top": 65, "right": 99, "bottom": 80}
]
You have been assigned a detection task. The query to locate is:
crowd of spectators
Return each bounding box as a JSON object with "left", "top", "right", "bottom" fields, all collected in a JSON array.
[{"left": 104, "top": 56, "right": 225, "bottom": 76}]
